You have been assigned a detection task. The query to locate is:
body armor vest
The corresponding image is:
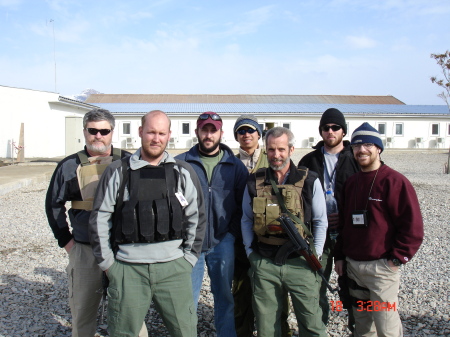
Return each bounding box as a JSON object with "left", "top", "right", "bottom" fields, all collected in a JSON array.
[
  {"left": 113, "top": 161, "right": 184, "bottom": 245},
  {"left": 71, "top": 148, "right": 121, "bottom": 211},
  {"left": 253, "top": 169, "right": 308, "bottom": 245}
]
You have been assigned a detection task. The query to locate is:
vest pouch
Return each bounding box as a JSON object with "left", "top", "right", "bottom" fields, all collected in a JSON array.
[
  {"left": 154, "top": 198, "right": 170, "bottom": 241},
  {"left": 282, "top": 188, "right": 296, "bottom": 214},
  {"left": 121, "top": 201, "right": 139, "bottom": 243},
  {"left": 169, "top": 195, "right": 183, "bottom": 239},
  {"left": 253, "top": 197, "right": 267, "bottom": 235},
  {"left": 138, "top": 200, "right": 154, "bottom": 243},
  {"left": 265, "top": 204, "right": 283, "bottom": 234}
]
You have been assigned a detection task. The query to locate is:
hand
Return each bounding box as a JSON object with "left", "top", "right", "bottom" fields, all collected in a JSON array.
[
  {"left": 64, "top": 239, "right": 75, "bottom": 254},
  {"left": 327, "top": 212, "right": 339, "bottom": 227},
  {"left": 335, "top": 260, "right": 344, "bottom": 276},
  {"left": 387, "top": 259, "right": 400, "bottom": 272}
]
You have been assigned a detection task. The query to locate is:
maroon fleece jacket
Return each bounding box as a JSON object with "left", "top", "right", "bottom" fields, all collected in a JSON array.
[{"left": 335, "top": 164, "right": 424, "bottom": 264}]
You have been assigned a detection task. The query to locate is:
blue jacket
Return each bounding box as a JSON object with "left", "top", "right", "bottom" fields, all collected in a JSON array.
[{"left": 176, "top": 144, "right": 249, "bottom": 252}]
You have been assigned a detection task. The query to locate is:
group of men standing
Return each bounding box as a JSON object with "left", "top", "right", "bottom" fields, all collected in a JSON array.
[{"left": 46, "top": 107, "right": 424, "bottom": 337}]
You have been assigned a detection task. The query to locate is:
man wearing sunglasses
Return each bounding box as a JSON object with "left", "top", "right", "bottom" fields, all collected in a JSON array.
[
  {"left": 176, "top": 111, "right": 248, "bottom": 337},
  {"left": 335, "top": 123, "right": 423, "bottom": 337},
  {"left": 45, "top": 109, "right": 148, "bottom": 336},
  {"left": 232, "top": 115, "right": 291, "bottom": 337},
  {"left": 298, "top": 108, "right": 359, "bottom": 332}
]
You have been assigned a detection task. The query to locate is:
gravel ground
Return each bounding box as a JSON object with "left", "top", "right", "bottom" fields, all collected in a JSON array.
[{"left": 0, "top": 150, "right": 449, "bottom": 337}]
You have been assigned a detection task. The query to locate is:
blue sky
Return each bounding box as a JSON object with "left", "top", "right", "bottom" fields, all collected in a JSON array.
[{"left": 1, "top": 0, "right": 450, "bottom": 104}]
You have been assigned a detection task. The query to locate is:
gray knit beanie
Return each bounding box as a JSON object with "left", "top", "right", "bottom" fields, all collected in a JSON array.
[{"left": 233, "top": 114, "right": 262, "bottom": 140}]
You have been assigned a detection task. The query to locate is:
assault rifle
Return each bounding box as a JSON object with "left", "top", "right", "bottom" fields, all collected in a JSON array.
[{"left": 277, "top": 214, "right": 338, "bottom": 293}]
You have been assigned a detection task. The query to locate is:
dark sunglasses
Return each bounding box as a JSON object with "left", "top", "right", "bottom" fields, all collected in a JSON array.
[
  {"left": 237, "top": 128, "right": 258, "bottom": 135},
  {"left": 198, "top": 113, "right": 222, "bottom": 121},
  {"left": 86, "top": 128, "right": 112, "bottom": 136},
  {"left": 321, "top": 125, "right": 342, "bottom": 132}
]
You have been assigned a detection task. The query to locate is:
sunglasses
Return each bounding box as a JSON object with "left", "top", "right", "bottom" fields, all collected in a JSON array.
[
  {"left": 86, "top": 128, "right": 112, "bottom": 136},
  {"left": 321, "top": 125, "right": 342, "bottom": 132},
  {"left": 198, "top": 113, "right": 222, "bottom": 121},
  {"left": 237, "top": 128, "right": 258, "bottom": 135},
  {"left": 351, "top": 143, "right": 374, "bottom": 150}
]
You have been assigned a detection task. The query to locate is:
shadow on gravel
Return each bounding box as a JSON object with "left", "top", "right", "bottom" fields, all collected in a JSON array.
[{"left": 0, "top": 267, "right": 218, "bottom": 337}]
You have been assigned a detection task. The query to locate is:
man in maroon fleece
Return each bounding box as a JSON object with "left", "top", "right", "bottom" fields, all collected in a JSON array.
[{"left": 334, "top": 122, "right": 423, "bottom": 337}]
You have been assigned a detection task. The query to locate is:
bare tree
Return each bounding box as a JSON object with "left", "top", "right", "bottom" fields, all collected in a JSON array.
[
  {"left": 430, "top": 50, "right": 450, "bottom": 111},
  {"left": 430, "top": 51, "right": 450, "bottom": 173}
]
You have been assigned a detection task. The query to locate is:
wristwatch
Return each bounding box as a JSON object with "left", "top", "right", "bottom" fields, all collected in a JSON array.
[{"left": 391, "top": 258, "right": 401, "bottom": 266}]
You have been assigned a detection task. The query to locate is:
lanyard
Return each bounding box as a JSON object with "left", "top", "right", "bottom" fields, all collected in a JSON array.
[
  {"left": 354, "top": 168, "right": 379, "bottom": 211},
  {"left": 322, "top": 147, "right": 337, "bottom": 191}
]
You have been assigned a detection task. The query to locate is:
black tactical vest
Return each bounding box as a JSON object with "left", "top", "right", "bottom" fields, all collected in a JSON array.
[{"left": 113, "top": 160, "right": 184, "bottom": 245}]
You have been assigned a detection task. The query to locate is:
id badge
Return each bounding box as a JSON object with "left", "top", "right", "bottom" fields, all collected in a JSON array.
[
  {"left": 175, "top": 192, "right": 189, "bottom": 207},
  {"left": 352, "top": 210, "right": 369, "bottom": 227}
]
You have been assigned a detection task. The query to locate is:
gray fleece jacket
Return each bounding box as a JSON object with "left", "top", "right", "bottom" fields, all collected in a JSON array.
[{"left": 89, "top": 149, "right": 206, "bottom": 271}]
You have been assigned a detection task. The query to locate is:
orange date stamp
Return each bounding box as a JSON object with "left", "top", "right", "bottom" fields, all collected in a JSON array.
[{"left": 330, "top": 300, "right": 397, "bottom": 312}]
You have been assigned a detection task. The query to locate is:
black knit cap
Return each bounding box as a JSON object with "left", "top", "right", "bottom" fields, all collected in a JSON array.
[{"left": 319, "top": 108, "right": 347, "bottom": 136}]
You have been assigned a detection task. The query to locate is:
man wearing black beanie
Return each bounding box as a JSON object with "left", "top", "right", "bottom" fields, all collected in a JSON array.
[{"left": 298, "top": 107, "right": 359, "bottom": 333}]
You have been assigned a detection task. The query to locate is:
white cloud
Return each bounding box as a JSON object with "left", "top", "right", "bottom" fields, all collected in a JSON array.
[
  {"left": 346, "top": 35, "right": 377, "bottom": 49},
  {"left": 0, "top": 0, "right": 21, "bottom": 7},
  {"left": 222, "top": 5, "right": 274, "bottom": 37}
]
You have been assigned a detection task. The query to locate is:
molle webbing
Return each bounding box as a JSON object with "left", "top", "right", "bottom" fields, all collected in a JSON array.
[{"left": 114, "top": 162, "right": 183, "bottom": 244}]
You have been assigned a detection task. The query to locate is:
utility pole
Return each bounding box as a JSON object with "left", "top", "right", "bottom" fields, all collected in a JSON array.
[{"left": 50, "top": 19, "right": 57, "bottom": 93}]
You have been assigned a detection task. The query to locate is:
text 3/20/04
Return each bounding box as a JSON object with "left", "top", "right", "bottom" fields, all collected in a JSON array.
[{"left": 330, "top": 300, "right": 397, "bottom": 312}]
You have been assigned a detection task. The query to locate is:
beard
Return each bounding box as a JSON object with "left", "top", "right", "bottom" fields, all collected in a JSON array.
[
  {"left": 198, "top": 137, "right": 221, "bottom": 154},
  {"left": 141, "top": 142, "right": 166, "bottom": 161},
  {"left": 269, "top": 156, "right": 290, "bottom": 171},
  {"left": 86, "top": 141, "right": 110, "bottom": 155}
]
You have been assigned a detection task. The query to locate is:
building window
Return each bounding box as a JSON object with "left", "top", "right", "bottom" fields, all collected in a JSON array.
[
  {"left": 395, "top": 123, "right": 403, "bottom": 136},
  {"left": 282, "top": 123, "right": 290, "bottom": 129},
  {"left": 378, "top": 123, "right": 386, "bottom": 135},
  {"left": 182, "top": 123, "right": 190, "bottom": 135},
  {"left": 431, "top": 123, "right": 439, "bottom": 136},
  {"left": 122, "top": 122, "right": 131, "bottom": 135},
  {"left": 448, "top": 123, "right": 450, "bottom": 136}
]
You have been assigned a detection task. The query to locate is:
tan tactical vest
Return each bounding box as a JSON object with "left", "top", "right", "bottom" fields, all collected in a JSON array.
[
  {"left": 71, "top": 148, "right": 121, "bottom": 211},
  {"left": 253, "top": 169, "right": 308, "bottom": 245}
]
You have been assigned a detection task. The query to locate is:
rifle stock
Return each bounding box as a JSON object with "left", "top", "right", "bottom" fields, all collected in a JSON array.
[{"left": 277, "top": 214, "right": 338, "bottom": 293}]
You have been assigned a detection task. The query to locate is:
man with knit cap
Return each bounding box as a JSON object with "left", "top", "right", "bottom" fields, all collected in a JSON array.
[
  {"left": 232, "top": 115, "right": 291, "bottom": 336},
  {"left": 335, "top": 122, "right": 424, "bottom": 337},
  {"left": 298, "top": 107, "right": 359, "bottom": 331}
]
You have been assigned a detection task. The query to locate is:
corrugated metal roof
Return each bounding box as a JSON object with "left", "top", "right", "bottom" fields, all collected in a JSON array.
[
  {"left": 85, "top": 94, "right": 405, "bottom": 105},
  {"left": 93, "top": 103, "right": 449, "bottom": 115}
]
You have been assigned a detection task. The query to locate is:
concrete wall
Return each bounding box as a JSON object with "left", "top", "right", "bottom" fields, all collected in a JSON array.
[
  {"left": 111, "top": 114, "right": 450, "bottom": 150},
  {"left": 0, "top": 86, "right": 88, "bottom": 158}
]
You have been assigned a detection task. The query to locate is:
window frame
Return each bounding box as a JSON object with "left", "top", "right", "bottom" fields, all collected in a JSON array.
[
  {"left": 122, "top": 122, "right": 131, "bottom": 135},
  {"left": 181, "top": 122, "right": 190, "bottom": 135},
  {"left": 431, "top": 123, "right": 439, "bottom": 136},
  {"left": 377, "top": 122, "right": 386, "bottom": 136},
  {"left": 394, "top": 123, "right": 404, "bottom": 136}
]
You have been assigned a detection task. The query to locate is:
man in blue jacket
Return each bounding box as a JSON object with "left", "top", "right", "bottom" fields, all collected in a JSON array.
[{"left": 176, "top": 111, "right": 248, "bottom": 337}]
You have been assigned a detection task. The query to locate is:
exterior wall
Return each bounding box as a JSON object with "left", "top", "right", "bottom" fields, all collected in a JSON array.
[
  {"left": 0, "top": 86, "right": 87, "bottom": 158},
  {"left": 111, "top": 113, "right": 450, "bottom": 150}
]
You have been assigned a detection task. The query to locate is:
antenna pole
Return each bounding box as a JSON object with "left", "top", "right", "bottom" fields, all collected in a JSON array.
[{"left": 50, "top": 19, "right": 57, "bottom": 92}]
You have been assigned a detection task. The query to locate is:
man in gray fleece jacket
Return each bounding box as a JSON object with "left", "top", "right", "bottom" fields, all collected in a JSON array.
[{"left": 89, "top": 110, "right": 206, "bottom": 337}]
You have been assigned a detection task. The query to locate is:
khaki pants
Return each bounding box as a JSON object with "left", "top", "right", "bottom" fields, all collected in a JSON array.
[
  {"left": 346, "top": 257, "right": 403, "bottom": 337},
  {"left": 66, "top": 243, "right": 148, "bottom": 337}
]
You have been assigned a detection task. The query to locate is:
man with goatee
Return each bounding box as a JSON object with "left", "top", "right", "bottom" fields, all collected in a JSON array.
[{"left": 335, "top": 122, "right": 423, "bottom": 337}]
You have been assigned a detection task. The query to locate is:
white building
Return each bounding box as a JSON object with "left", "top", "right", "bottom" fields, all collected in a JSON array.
[
  {"left": 86, "top": 94, "right": 450, "bottom": 150},
  {"left": 0, "top": 85, "right": 97, "bottom": 158}
]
